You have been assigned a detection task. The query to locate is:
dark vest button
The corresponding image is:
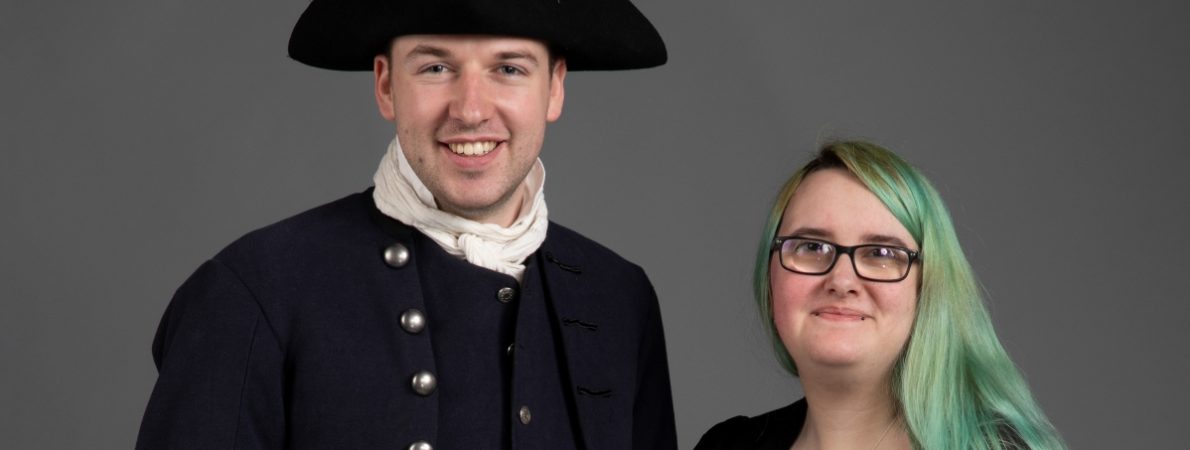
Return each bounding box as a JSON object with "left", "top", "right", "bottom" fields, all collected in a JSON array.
[
  {"left": 411, "top": 370, "right": 437, "bottom": 396},
  {"left": 400, "top": 308, "right": 426, "bottom": 334},
  {"left": 383, "top": 243, "right": 410, "bottom": 268},
  {"left": 496, "top": 286, "right": 516, "bottom": 303},
  {"left": 407, "top": 441, "right": 433, "bottom": 450}
]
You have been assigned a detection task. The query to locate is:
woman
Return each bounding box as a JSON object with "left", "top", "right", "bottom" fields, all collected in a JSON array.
[{"left": 696, "top": 142, "right": 1064, "bottom": 449}]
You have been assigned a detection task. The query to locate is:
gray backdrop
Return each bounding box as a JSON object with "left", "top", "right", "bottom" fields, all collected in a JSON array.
[{"left": 3, "top": 0, "right": 1188, "bottom": 448}]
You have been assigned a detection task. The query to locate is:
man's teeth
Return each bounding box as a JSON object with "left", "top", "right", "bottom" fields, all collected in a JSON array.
[{"left": 447, "top": 141, "right": 498, "bottom": 156}]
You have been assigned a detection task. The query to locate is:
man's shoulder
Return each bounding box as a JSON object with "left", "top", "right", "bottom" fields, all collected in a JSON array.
[
  {"left": 213, "top": 190, "right": 379, "bottom": 267},
  {"left": 544, "top": 221, "right": 646, "bottom": 277}
]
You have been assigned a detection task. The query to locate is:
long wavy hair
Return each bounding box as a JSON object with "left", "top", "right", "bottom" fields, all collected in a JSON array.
[{"left": 754, "top": 141, "right": 1065, "bottom": 449}]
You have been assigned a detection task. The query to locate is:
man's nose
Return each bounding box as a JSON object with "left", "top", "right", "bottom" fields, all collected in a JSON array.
[
  {"left": 824, "top": 253, "right": 860, "bottom": 297},
  {"left": 448, "top": 71, "right": 493, "bottom": 126}
]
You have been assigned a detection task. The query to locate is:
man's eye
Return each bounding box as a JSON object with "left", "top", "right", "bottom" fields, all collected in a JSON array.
[
  {"left": 498, "top": 65, "right": 524, "bottom": 76},
  {"left": 422, "top": 64, "right": 448, "bottom": 74}
]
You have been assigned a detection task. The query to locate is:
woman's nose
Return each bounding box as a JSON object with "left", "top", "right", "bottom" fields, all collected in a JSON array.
[{"left": 824, "top": 253, "right": 860, "bottom": 297}]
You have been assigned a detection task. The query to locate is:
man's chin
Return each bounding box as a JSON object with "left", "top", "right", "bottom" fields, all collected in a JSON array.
[{"left": 436, "top": 191, "right": 523, "bottom": 225}]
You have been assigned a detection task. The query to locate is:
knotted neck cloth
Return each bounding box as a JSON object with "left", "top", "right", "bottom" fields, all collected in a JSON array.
[{"left": 372, "top": 137, "right": 548, "bottom": 282}]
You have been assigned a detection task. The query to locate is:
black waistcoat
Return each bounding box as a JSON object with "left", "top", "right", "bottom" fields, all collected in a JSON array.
[{"left": 414, "top": 232, "right": 578, "bottom": 450}]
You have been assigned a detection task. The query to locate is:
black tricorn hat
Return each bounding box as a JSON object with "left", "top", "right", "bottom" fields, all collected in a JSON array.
[{"left": 288, "top": 0, "right": 667, "bottom": 71}]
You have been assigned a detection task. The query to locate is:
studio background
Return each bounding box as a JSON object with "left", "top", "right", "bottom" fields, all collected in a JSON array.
[{"left": 3, "top": 0, "right": 1188, "bottom": 448}]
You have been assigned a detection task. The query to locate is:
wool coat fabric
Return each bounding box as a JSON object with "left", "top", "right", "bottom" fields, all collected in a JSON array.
[{"left": 135, "top": 190, "right": 677, "bottom": 450}]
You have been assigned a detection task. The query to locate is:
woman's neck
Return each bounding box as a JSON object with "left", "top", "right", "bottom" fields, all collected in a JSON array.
[{"left": 793, "top": 368, "right": 910, "bottom": 450}]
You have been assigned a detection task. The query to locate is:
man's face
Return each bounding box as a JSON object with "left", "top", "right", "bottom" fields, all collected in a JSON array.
[{"left": 375, "top": 35, "right": 566, "bottom": 226}]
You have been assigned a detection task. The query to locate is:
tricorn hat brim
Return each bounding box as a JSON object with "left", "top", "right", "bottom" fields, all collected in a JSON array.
[{"left": 288, "top": 0, "right": 667, "bottom": 71}]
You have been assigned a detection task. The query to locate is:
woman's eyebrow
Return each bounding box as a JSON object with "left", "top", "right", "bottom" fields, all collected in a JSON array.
[
  {"left": 787, "top": 227, "right": 832, "bottom": 239},
  {"left": 786, "top": 228, "right": 913, "bottom": 248},
  {"left": 861, "top": 233, "right": 912, "bottom": 248}
]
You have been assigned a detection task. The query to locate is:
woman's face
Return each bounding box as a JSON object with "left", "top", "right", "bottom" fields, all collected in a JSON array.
[{"left": 771, "top": 168, "right": 919, "bottom": 376}]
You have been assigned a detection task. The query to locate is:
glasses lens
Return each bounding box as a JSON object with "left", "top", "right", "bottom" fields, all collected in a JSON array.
[
  {"left": 854, "top": 245, "right": 911, "bottom": 280},
  {"left": 781, "top": 239, "right": 835, "bottom": 274}
]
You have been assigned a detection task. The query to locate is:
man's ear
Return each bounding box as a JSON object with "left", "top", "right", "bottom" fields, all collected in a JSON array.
[
  {"left": 374, "top": 54, "right": 396, "bottom": 121},
  {"left": 546, "top": 58, "right": 567, "bottom": 122}
]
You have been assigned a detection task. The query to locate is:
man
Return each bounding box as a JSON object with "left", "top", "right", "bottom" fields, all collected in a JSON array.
[{"left": 135, "top": 1, "right": 676, "bottom": 449}]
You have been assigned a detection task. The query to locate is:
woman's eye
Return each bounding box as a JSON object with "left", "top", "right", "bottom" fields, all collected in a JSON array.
[
  {"left": 865, "top": 247, "right": 897, "bottom": 259},
  {"left": 798, "top": 242, "right": 831, "bottom": 254}
]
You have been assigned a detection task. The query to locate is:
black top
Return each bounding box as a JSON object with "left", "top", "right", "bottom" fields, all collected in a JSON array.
[
  {"left": 694, "top": 399, "right": 807, "bottom": 450},
  {"left": 417, "top": 239, "right": 580, "bottom": 450},
  {"left": 696, "top": 399, "right": 1033, "bottom": 450}
]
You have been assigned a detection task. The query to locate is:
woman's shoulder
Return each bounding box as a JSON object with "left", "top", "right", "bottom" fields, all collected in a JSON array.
[{"left": 693, "top": 399, "right": 807, "bottom": 450}]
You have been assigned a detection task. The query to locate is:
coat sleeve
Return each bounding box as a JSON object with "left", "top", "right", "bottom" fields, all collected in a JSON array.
[
  {"left": 135, "top": 259, "right": 286, "bottom": 450},
  {"left": 631, "top": 273, "right": 678, "bottom": 450}
]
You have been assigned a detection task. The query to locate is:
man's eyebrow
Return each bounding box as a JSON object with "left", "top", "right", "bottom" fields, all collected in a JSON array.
[
  {"left": 495, "top": 50, "right": 540, "bottom": 65},
  {"left": 404, "top": 45, "right": 450, "bottom": 60}
]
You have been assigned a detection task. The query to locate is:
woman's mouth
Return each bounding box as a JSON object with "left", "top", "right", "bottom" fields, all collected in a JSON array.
[{"left": 811, "top": 307, "right": 868, "bottom": 321}]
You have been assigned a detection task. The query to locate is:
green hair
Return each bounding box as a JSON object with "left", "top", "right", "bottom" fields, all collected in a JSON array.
[{"left": 754, "top": 141, "right": 1065, "bottom": 449}]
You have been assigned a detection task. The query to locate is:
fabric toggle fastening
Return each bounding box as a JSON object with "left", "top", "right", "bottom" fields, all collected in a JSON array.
[{"left": 562, "top": 318, "right": 598, "bottom": 331}]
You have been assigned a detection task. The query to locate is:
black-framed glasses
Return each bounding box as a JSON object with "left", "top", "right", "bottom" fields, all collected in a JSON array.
[{"left": 772, "top": 236, "right": 921, "bottom": 282}]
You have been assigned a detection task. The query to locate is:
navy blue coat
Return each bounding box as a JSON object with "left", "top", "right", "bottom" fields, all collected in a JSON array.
[{"left": 136, "top": 191, "right": 677, "bottom": 450}]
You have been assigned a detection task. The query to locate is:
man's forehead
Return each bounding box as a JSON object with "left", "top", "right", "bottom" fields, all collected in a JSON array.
[{"left": 391, "top": 35, "right": 551, "bottom": 58}]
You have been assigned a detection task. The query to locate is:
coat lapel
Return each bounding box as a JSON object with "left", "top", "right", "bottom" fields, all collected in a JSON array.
[{"left": 537, "top": 224, "right": 633, "bottom": 450}]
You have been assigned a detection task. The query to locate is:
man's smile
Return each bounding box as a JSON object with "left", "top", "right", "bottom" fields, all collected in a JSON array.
[{"left": 446, "top": 141, "right": 499, "bottom": 156}]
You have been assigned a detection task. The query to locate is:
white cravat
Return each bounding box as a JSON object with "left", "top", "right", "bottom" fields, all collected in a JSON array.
[{"left": 372, "top": 137, "right": 548, "bottom": 282}]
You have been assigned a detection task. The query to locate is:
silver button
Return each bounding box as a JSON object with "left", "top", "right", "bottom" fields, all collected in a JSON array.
[
  {"left": 506, "top": 342, "right": 515, "bottom": 356},
  {"left": 411, "top": 370, "right": 437, "bottom": 396},
  {"left": 400, "top": 309, "right": 426, "bottom": 334},
  {"left": 407, "top": 441, "right": 432, "bottom": 450},
  {"left": 518, "top": 405, "right": 532, "bottom": 425},
  {"left": 496, "top": 287, "right": 516, "bottom": 303},
  {"left": 383, "top": 243, "right": 410, "bottom": 268}
]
